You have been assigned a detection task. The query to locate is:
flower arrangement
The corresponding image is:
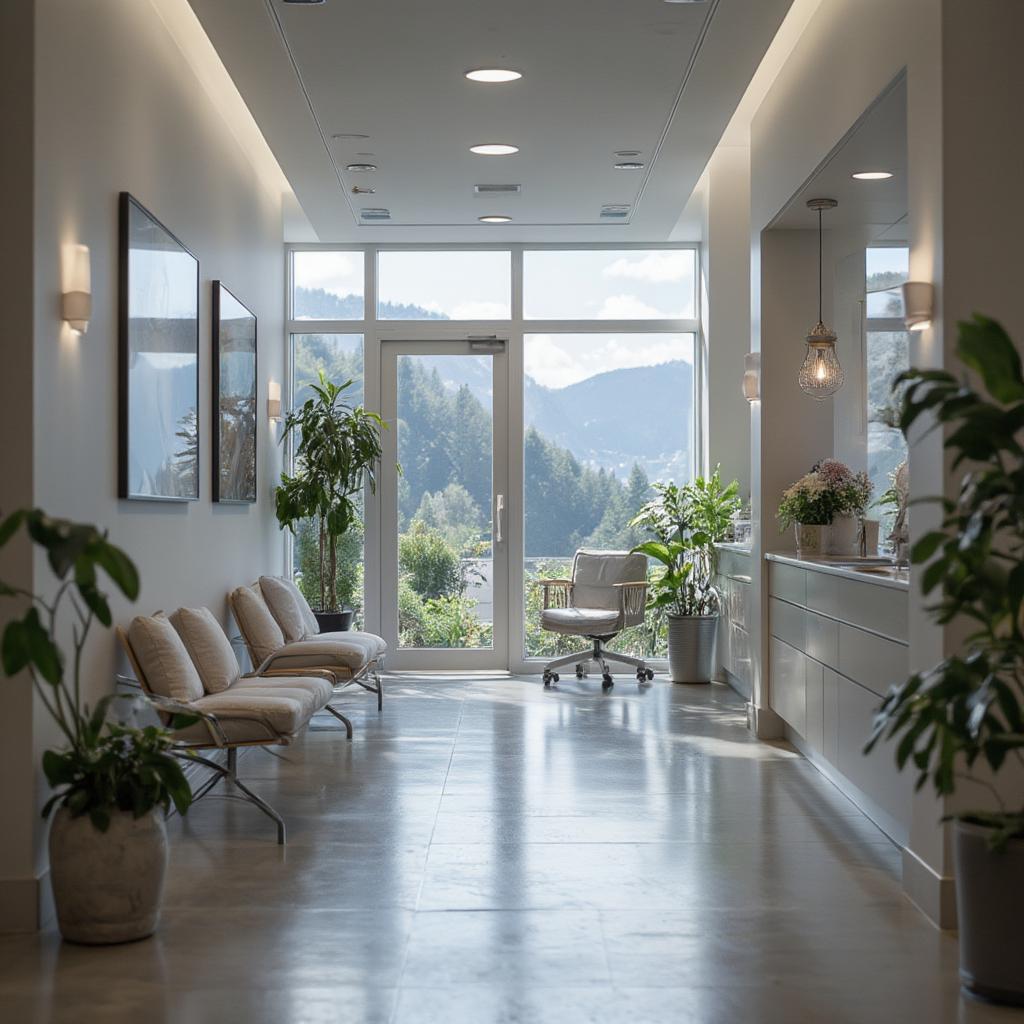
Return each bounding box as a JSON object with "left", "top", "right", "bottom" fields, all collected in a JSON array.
[{"left": 777, "top": 459, "right": 872, "bottom": 530}]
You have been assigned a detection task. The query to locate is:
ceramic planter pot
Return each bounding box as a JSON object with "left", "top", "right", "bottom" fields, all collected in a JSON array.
[
  {"left": 794, "top": 523, "right": 827, "bottom": 558},
  {"left": 314, "top": 608, "right": 354, "bottom": 632},
  {"left": 827, "top": 515, "right": 860, "bottom": 556},
  {"left": 667, "top": 613, "right": 718, "bottom": 683},
  {"left": 49, "top": 806, "right": 168, "bottom": 945},
  {"left": 954, "top": 820, "right": 1024, "bottom": 1005}
]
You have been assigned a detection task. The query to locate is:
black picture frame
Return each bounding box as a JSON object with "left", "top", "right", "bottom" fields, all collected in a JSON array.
[
  {"left": 118, "top": 192, "right": 200, "bottom": 501},
  {"left": 212, "top": 282, "right": 258, "bottom": 504}
]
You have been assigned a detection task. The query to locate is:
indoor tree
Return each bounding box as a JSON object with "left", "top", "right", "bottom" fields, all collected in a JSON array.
[{"left": 275, "top": 370, "right": 387, "bottom": 614}]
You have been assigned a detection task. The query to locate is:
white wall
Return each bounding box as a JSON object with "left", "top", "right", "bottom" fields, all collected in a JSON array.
[{"left": 0, "top": 0, "right": 288, "bottom": 931}]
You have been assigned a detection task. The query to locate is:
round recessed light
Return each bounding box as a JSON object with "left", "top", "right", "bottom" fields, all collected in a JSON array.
[
  {"left": 852, "top": 171, "right": 893, "bottom": 180},
  {"left": 478, "top": 215, "right": 512, "bottom": 223},
  {"left": 346, "top": 163, "right": 377, "bottom": 172},
  {"left": 331, "top": 132, "right": 370, "bottom": 140},
  {"left": 465, "top": 68, "right": 522, "bottom": 83},
  {"left": 614, "top": 161, "right": 645, "bottom": 170},
  {"left": 470, "top": 143, "right": 519, "bottom": 156},
  {"left": 614, "top": 149, "right": 642, "bottom": 158}
]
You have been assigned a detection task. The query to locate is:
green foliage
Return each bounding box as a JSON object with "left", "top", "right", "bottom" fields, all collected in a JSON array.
[
  {"left": 276, "top": 371, "right": 387, "bottom": 612},
  {"left": 0, "top": 509, "right": 191, "bottom": 830},
  {"left": 399, "top": 522, "right": 463, "bottom": 600},
  {"left": 630, "top": 468, "right": 740, "bottom": 617},
  {"left": 866, "top": 315, "right": 1024, "bottom": 849},
  {"left": 414, "top": 483, "right": 484, "bottom": 557},
  {"left": 776, "top": 459, "right": 873, "bottom": 531}
]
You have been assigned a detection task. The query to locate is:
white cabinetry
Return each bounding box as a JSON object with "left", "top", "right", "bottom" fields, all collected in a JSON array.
[{"left": 715, "top": 546, "right": 753, "bottom": 698}]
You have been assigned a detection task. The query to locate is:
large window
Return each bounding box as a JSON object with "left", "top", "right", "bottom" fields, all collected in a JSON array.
[
  {"left": 293, "top": 251, "right": 364, "bottom": 320},
  {"left": 377, "top": 251, "right": 511, "bottom": 320},
  {"left": 865, "top": 246, "right": 910, "bottom": 533},
  {"left": 290, "top": 333, "right": 365, "bottom": 624}
]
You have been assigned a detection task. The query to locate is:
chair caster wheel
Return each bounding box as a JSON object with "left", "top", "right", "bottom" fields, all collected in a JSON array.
[
  {"left": 543, "top": 670, "right": 558, "bottom": 687},
  {"left": 646, "top": 668, "right": 654, "bottom": 680},
  {"left": 637, "top": 667, "right": 654, "bottom": 682},
  {"left": 575, "top": 664, "right": 586, "bottom": 679},
  {"left": 602, "top": 674, "right": 613, "bottom": 690}
]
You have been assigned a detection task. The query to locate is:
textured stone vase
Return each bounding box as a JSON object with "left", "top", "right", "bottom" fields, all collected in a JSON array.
[
  {"left": 827, "top": 515, "right": 859, "bottom": 555},
  {"left": 49, "top": 806, "right": 168, "bottom": 944},
  {"left": 954, "top": 821, "right": 1024, "bottom": 1005},
  {"left": 794, "top": 523, "right": 827, "bottom": 558}
]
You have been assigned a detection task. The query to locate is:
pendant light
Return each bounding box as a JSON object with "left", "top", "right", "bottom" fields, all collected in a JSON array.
[{"left": 798, "top": 198, "right": 844, "bottom": 399}]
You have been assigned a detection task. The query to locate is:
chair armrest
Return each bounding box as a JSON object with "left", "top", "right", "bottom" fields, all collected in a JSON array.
[
  {"left": 115, "top": 674, "right": 229, "bottom": 748},
  {"left": 249, "top": 663, "right": 342, "bottom": 685},
  {"left": 537, "top": 579, "right": 573, "bottom": 609},
  {"left": 614, "top": 581, "right": 649, "bottom": 620}
]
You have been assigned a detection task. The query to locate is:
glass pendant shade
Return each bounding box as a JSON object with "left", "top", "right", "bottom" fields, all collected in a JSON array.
[{"left": 798, "top": 322, "right": 845, "bottom": 399}]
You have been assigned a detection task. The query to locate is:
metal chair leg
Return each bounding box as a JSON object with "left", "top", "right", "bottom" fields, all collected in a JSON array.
[
  {"left": 324, "top": 704, "right": 354, "bottom": 739},
  {"left": 229, "top": 775, "right": 287, "bottom": 845}
]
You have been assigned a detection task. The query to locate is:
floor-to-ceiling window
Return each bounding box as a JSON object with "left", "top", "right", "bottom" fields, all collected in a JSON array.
[{"left": 286, "top": 244, "right": 701, "bottom": 669}]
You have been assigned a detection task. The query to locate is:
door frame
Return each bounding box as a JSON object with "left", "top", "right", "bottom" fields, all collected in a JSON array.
[{"left": 378, "top": 337, "right": 512, "bottom": 671}]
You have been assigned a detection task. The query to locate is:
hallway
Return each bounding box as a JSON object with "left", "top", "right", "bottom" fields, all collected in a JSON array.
[{"left": 0, "top": 677, "right": 1008, "bottom": 1023}]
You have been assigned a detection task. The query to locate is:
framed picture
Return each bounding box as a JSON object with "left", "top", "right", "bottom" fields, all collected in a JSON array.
[
  {"left": 118, "top": 192, "right": 200, "bottom": 501},
  {"left": 212, "top": 282, "right": 257, "bottom": 503}
]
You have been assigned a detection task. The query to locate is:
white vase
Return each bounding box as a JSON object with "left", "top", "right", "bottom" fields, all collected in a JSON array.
[
  {"left": 794, "top": 523, "right": 827, "bottom": 558},
  {"left": 49, "top": 806, "right": 168, "bottom": 944},
  {"left": 828, "top": 515, "right": 860, "bottom": 556}
]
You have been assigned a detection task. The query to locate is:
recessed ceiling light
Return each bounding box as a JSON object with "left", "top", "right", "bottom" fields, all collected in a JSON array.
[
  {"left": 331, "top": 133, "right": 369, "bottom": 140},
  {"left": 614, "top": 150, "right": 642, "bottom": 158},
  {"left": 465, "top": 68, "right": 522, "bottom": 83},
  {"left": 614, "top": 161, "right": 645, "bottom": 170},
  {"left": 852, "top": 171, "right": 893, "bottom": 180},
  {"left": 470, "top": 144, "right": 519, "bottom": 156},
  {"left": 478, "top": 215, "right": 512, "bottom": 223},
  {"left": 346, "top": 163, "right": 377, "bottom": 172}
]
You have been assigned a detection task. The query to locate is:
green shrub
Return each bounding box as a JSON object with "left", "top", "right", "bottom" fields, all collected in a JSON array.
[{"left": 399, "top": 523, "right": 462, "bottom": 599}]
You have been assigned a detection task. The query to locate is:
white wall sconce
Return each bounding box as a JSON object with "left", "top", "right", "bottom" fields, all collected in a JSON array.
[
  {"left": 902, "top": 282, "right": 934, "bottom": 332},
  {"left": 61, "top": 244, "right": 91, "bottom": 334},
  {"left": 267, "top": 380, "right": 282, "bottom": 422},
  {"left": 742, "top": 352, "right": 761, "bottom": 402}
]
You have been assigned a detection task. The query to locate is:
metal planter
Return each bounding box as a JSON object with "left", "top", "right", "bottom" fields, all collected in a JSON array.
[{"left": 667, "top": 613, "right": 718, "bottom": 683}]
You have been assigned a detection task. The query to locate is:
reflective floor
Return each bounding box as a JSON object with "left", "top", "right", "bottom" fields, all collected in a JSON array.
[{"left": 0, "top": 675, "right": 1017, "bottom": 1023}]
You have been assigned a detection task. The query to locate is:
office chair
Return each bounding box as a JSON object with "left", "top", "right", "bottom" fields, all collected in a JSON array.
[{"left": 537, "top": 549, "right": 653, "bottom": 690}]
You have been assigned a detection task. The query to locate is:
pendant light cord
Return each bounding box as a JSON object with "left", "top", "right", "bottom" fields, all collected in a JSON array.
[{"left": 818, "top": 207, "right": 823, "bottom": 324}]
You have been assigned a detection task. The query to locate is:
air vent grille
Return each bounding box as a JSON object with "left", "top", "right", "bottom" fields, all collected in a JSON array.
[
  {"left": 600, "top": 204, "right": 630, "bottom": 219},
  {"left": 360, "top": 208, "right": 391, "bottom": 221},
  {"left": 474, "top": 184, "right": 522, "bottom": 195}
]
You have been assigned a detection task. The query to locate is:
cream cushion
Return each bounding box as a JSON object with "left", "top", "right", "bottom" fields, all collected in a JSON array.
[
  {"left": 172, "top": 674, "right": 333, "bottom": 745},
  {"left": 540, "top": 606, "right": 622, "bottom": 636},
  {"left": 170, "top": 607, "right": 240, "bottom": 694},
  {"left": 231, "top": 585, "right": 286, "bottom": 665},
  {"left": 128, "top": 612, "right": 204, "bottom": 703},
  {"left": 259, "top": 576, "right": 316, "bottom": 642},
  {"left": 262, "top": 630, "right": 386, "bottom": 675}
]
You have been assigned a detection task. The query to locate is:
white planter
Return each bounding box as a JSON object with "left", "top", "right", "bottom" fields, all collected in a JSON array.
[
  {"left": 794, "top": 523, "right": 827, "bottom": 558},
  {"left": 827, "top": 515, "right": 860, "bottom": 555},
  {"left": 667, "top": 614, "right": 718, "bottom": 683},
  {"left": 49, "top": 806, "right": 168, "bottom": 944}
]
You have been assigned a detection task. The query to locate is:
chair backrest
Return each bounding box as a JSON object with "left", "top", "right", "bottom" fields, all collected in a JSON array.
[{"left": 571, "top": 550, "right": 647, "bottom": 611}]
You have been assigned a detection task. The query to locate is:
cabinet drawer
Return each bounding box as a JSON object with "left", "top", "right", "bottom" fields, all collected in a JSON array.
[
  {"left": 770, "top": 597, "right": 805, "bottom": 650},
  {"left": 805, "top": 610, "right": 839, "bottom": 670},
  {"left": 718, "top": 549, "right": 752, "bottom": 581},
  {"left": 770, "top": 637, "right": 806, "bottom": 736},
  {"left": 808, "top": 572, "right": 908, "bottom": 641},
  {"left": 837, "top": 624, "right": 908, "bottom": 698},
  {"left": 805, "top": 659, "right": 824, "bottom": 751},
  {"left": 769, "top": 562, "right": 807, "bottom": 606}
]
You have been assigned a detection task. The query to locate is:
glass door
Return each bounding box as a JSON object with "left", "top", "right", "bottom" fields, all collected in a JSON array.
[{"left": 379, "top": 339, "right": 509, "bottom": 669}]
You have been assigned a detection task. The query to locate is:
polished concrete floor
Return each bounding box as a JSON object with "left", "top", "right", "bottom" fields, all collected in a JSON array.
[{"left": 0, "top": 674, "right": 1018, "bottom": 1023}]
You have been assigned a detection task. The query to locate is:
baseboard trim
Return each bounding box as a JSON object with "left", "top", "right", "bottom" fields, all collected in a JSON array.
[
  {"left": 0, "top": 869, "right": 52, "bottom": 933},
  {"left": 902, "top": 846, "right": 957, "bottom": 930},
  {"left": 748, "top": 702, "right": 785, "bottom": 739}
]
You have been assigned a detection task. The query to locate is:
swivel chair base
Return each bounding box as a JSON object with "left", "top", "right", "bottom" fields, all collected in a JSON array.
[{"left": 543, "top": 636, "right": 654, "bottom": 690}]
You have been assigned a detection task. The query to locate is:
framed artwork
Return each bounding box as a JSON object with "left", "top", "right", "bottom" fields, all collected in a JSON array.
[
  {"left": 118, "top": 192, "right": 200, "bottom": 501},
  {"left": 212, "top": 282, "right": 257, "bottom": 503}
]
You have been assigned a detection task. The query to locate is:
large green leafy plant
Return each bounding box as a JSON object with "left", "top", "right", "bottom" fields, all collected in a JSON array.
[
  {"left": 276, "top": 371, "right": 387, "bottom": 613},
  {"left": 630, "top": 468, "right": 740, "bottom": 617},
  {"left": 867, "top": 315, "right": 1024, "bottom": 849},
  {"left": 0, "top": 510, "right": 192, "bottom": 831}
]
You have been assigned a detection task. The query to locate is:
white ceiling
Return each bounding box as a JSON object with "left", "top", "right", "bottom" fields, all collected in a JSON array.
[
  {"left": 188, "top": 0, "right": 794, "bottom": 242},
  {"left": 771, "top": 76, "right": 908, "bottom": 237}
]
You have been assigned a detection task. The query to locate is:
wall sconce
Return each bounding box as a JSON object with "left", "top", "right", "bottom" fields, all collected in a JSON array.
[
  {"left": 62, "top": 244, "right": 91, "bottom": 334},
  {"left": 742, "top": 353, "right": 761, "bottom": 402},
  {"left": 902, "top": 282, "right": 934, "bottom": 332},
  {"left": 267, "top": 381, "right": 282, "bottom": 422}
]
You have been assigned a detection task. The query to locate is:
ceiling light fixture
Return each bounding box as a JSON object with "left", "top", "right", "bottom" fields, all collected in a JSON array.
[
  {"left": 614, "top": 149, "right": 642, "bottom": 158},
  {"left": 851, "top": 171, "right": 893, "bottom": 180},
  {"left": 614, "top": 161, "right": 645, "bottom": 170},
  {"left": 465, "top": 68, "right": 522, "bottom": 83},
  {"left": 902, "top": 282, "right": 934, "bottom": 332},
  {"left": 478, "top": 215, "right": 512, "bottom": 223},
  {"left": 798, "top": 198, "right": 844, "bottom": 399},
  {"left": 346, "top": 163, "right": 377, "bottom": 172},
  {"left": 600, "top": 204, "right": 630, "bottom": 219},
  {"left": 331, "top": 133, "right": 369, "bottom": 140},
  {"left": 470, "top": 144, "right": 519, "bottom": 156},
  {"left": 351, "top": 185, "right": 376, "bottom": 195}
]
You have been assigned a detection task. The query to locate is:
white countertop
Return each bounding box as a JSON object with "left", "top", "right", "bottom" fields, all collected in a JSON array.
[
  {"left": 765, "top": 551, "right": 910, "bottom": 591},
  {"left": 715, "top": 542, "right": 752, "bottom": 554}
]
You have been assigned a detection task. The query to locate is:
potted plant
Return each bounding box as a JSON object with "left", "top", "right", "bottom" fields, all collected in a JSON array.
[
  {"left": 275, "top": 370, "right": 387, "bottom": 631},
  {"left": 0, "top": 509, "right": 192, "bottom": 944},
  {"left": 866, "top": 314, "right": 1024, "bottom": 1005},
  {"left": 777, "top": 459, "right": 872, "bottom": 557},
  {"left": 630, "top": 467, "right": 740, "bottom": 683}
]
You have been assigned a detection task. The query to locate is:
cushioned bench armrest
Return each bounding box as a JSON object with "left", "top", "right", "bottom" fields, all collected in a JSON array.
[{"left": 538, "top": 579, "right": 573, "bottom": 610}]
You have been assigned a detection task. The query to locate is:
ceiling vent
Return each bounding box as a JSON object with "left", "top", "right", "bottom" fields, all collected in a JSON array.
[
  {"left": 474, "top": 184, "right": 522, "bottom": 196},
  {"left": 600, "top": 204, "right": 630, "bottom": 219},
  {"left": 360, "top": 208, "right": 391, "bottom": 221}
]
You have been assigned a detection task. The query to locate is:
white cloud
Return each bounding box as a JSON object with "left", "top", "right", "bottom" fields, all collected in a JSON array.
[
  {"left": 597, "top": 294, "right": 662, "bottom": 319},
  {"left": 602, "top": 251, "right": 690, "bottom": 284},
  {"left": 451, "top": 300, "right": 511, "bottom": 320},
  {"left": 294, "top": 252, "right": 362, "bottom": 297},
  {"left": 524, "top": 333, "right": 693, "bottom": 389}
]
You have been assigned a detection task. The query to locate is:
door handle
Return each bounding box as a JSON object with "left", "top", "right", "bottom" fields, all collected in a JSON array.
[{"left": 495, "top": 494, "right": 505, "bottom": 545}]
